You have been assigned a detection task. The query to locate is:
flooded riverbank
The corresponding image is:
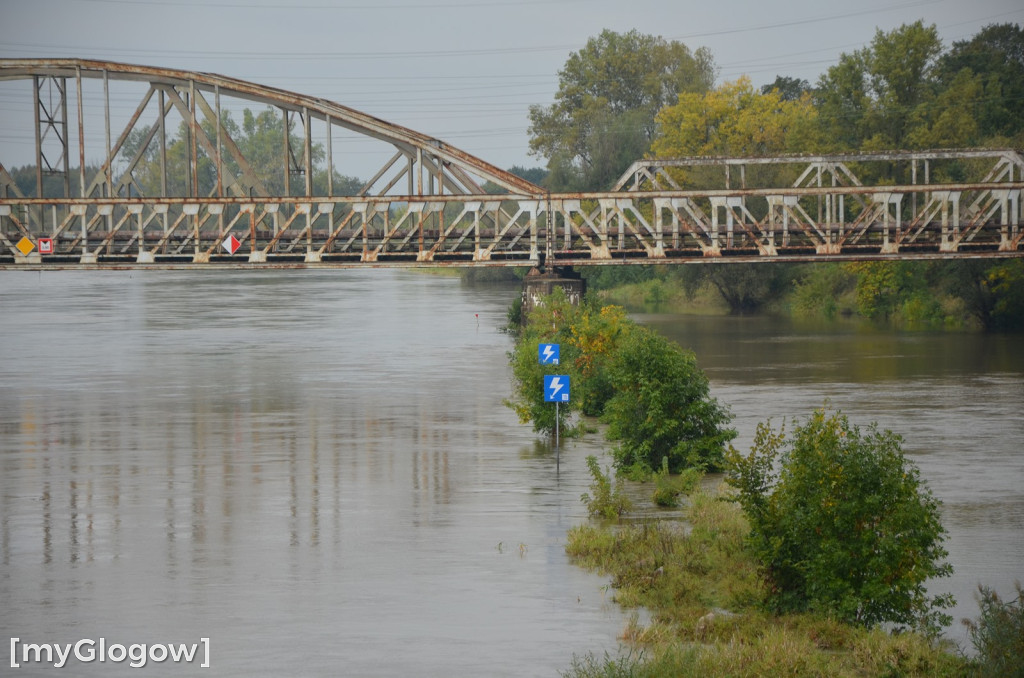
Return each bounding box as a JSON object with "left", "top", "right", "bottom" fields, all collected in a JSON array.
[
  {"left": 637, "top": 312, "right": 1024, "bottom": 647},
  {"left": 2, "top": 270, "right": 1018, "bottom": 675}
]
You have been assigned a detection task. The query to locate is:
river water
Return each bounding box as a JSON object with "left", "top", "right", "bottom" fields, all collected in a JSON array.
[
  {"left": 640, "top": 310, "right": 1024, "bottom": 646},
  {"left": 0, "top": 270, "right": 625, "bottom": 676},
  {"left": 1, "top": 271, "right": 1020, "bottom": 675}
]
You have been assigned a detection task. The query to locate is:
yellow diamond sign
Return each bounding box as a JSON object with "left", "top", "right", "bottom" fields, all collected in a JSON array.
[{"left": 16, "top": 237, "right": 35, "bottom": 256}]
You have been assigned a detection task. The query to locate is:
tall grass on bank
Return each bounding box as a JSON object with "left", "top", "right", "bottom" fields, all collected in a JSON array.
[{"left": 563, "top": 484, "right": 970, "bottom": 677}]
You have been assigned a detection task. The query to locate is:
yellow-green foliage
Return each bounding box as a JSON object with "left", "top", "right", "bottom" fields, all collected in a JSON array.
[{"left": 564, "top": 483, "right": 968, "bottom": 678}]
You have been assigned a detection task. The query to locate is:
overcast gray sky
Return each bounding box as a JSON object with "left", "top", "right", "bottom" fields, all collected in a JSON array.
[{"left": 2, "top": 0, "right": 1022, "bottom": 180}]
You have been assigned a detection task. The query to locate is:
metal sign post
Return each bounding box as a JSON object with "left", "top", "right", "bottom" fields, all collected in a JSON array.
[{"left": 543, "top": 373, "right": 570, "bottom": 469}]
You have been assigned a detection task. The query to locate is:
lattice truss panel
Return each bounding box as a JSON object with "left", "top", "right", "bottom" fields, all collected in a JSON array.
[
  {"left": 1, "top": 59, "right": 1022, "bottom": 266},
  {"left": 613, "top": 150, "right": 1024, "bottom": 258}
]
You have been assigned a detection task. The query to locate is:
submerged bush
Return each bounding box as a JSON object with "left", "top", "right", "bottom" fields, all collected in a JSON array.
[
  {"left": 726, "top": 407, "right": 954, "bottom": 635},
  {"left": 964, "top": 582, "right": 1024, "bottom": 677},
  {"left": 603, "top": 326, "right": 735, "bottom": 475},
  {"left": 581, "top": 455, "right": 633, "bottom": 519},
  {"left": 651, "top": 457, "right": 703, "bottom": 507}
]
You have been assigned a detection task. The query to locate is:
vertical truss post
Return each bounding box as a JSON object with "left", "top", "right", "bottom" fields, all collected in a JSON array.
[
  {"left": 32, "top": 75, "right": 43, "bottom": 199},
  {"left": 303, "top": 107, "right": 312, "bottom": 198},
  {"left": 215, "top": 85, "right": 223, "bottom": 199},
  {"left": 416, "top": 148, "right": 423, "bottom": 196},
  {"left": 283, "top": 109, "right": 291, "bottom": 197},
  {"left": 32, "top": 73, "right": 72, "bottom": 217},
  {"left": 159, "top": 88, "right": 167, "bottom": 198},
  {"left": 326, "top": 114, "right": 334, "bottom": 197},
  {"left": 545, "top": 193, "right": 553, "bottom": 262},
  {"left": 132, "top": 204, "right": 151, "bottom": 263},
  {"left": 189, "top": 80, "right": 198, "bottom": 198},
  {"left": 102, "top": 70, "right": 112, "bottom": 197},
  {"left": 75, "top": 67, "right": 91, "bottom": 261}
]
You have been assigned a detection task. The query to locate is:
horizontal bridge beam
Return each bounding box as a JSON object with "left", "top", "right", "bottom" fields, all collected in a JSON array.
[{"left": 2, "top": 182, "right": 1021, "bottom": 268}]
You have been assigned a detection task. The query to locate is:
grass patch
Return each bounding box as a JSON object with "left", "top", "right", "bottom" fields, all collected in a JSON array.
[{"left": 564, "top": 483, "right": 969, "bottom": 677}]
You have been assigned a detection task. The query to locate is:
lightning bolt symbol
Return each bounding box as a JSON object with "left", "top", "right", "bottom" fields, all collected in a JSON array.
[
  {"left": 549, "top": 376, "right": 563, "bottom": 397},
  {"left": 542, "top": 345, "right": 555, "bottom": 362}
]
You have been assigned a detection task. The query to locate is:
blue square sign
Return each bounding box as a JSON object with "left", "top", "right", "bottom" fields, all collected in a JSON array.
[
  {"left": 538, "top": 343, "right": 560, "bottom": 365},
  {"left": 543, "top": 375, "right": 570, "bottom": 402}
]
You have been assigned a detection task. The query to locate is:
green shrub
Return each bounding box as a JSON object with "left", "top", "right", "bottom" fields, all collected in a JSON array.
[
  {"left": 603, "top": 326, "right": 735, "bottom": 475},
  {"left": 964, "top": 582, "right": 1024, "bottom": 677},
  {"left": 505, "top": 288, "right": 581, "bottom": 437},
  {"left": 726, "top": 407, "right": 954, "bottom": 635},
  {"left": 651, "top": 457, "right": 703, "bottom": 507},
  {"left": 581, "top": 455, "right": 633, "bottom": 519}
]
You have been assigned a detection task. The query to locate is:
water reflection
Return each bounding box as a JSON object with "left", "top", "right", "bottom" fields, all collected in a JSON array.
[{"left": 1, "top": 270, "right": 627, "bottom": 677}]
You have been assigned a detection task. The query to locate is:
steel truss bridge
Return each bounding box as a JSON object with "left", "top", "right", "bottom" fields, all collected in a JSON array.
[{"left": 1, "top": 59, "right": 1022, "bottom": 269}]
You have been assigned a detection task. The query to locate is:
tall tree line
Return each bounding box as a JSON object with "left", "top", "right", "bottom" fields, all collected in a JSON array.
[{"left": 525, "top": 22, "right": 1024, "bottom": 329}]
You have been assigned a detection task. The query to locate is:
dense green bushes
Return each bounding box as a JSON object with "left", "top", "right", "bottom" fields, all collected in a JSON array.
[
  {"left": 580, "top": 260, "right": 1024, "bottom": 331},
  {"left": 602, "top": 326, "right": 734, "bottom": 475},
  {"left": 506, "top": 291, "right": 734, "bottom": 475},
  {"left": 725, "top": 407, "right": 954, "bottom": 635},
  {"left": 564, "top": 482, "right": 968, "bottom": 678}
]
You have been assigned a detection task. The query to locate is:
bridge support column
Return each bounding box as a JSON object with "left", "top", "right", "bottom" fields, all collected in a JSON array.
[{"left": 521, "top": 259, "right": 586, "bottom": 322}]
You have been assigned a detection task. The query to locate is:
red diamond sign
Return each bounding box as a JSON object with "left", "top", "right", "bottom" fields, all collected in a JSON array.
[{"left": 222, "top": 234, "right": 241, "bottom": 254}]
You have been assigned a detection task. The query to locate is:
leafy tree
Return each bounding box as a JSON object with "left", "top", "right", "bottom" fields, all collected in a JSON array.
[
  {"left": 580, "top": 455, "right": 633, "bottom": 519},
  {"left": 651, "top": 78, "right": 818, "bottom": 317},
  {"left": 726, "top": 407, "right": 954, "bottom": 635},
  {"left": 4, "top": 163, "right": 102, "bottom": 198},
  {"left": 761, "top": 75, "right": 812, "bottom": 101},
  {"left": 528, "top": 29, "right": 715, "bottom": 190},
  {"left": 579, "top": 265, "right": 659, "bottom": 291},
  {"left": 904, "top": 68, "right": 984, "bottom": 149},
  {"left": 790, "top": 264, "right": 857, "bottom": 320},
  {"left": 845, "top": 261, "right": 915, "bottom": 321},
  {"left": 506, "top": 288, "right": 585, "bottom": 436},
  {"left": 118, "top": 106, "right": 345, "bottom": 198},
  {"left": 937, "top": 23, "right": 1024, "bottom": 142},
  {"left": 984, "top": 259, "right": 1024, "bottom": 331},
  {"left": 568, "top": 303, "right": 630, "bottom": 416},
  {"left": 816, "top": 21, "right": 944, "bottom": 152},
  {"left": 654, "top": 76, "right": 820, "bottom": 159},
  {"left": 603, "top": 325, "right": 734, "bottom": 475},
  {"left": 700, "top": 263, "right": 797, "bottom": 315}
]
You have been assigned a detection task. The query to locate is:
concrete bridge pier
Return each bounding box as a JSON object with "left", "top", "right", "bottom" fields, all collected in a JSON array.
[{"left": 521, "top": 256, "right": 586, "bottom": 319}]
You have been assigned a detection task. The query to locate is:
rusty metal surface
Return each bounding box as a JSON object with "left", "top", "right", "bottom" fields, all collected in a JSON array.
[
  {"left": 0, "top": 58, "right": 542, "bottom": 197},
  {"left": 2, "top": 181, "right": 1021, "bottom": 267},
  {"left": 1, "top": 59, "right": 1021, "bottom": 269}
]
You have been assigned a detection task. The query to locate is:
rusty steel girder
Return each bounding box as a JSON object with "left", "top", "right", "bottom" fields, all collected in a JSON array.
[
  {"left": 0, "top": 58, "right": 542, "bottom": 200},
  {"left": 1, "top": 180, "right": 1021, "bottom": 268},
  {"left": 0, "top": 59, "right": 1022, "bottom": 268}
]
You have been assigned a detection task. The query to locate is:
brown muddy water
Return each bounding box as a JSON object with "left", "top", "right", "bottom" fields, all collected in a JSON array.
[
  {"left": 640, "top": 310, "right": 1024, "bottom": 648},
  {"left": 0, "top": 270, "right": 626, "bottom": 676},
  {"left": 1, "top": 270, "right": 1020, "bottom": 675}
]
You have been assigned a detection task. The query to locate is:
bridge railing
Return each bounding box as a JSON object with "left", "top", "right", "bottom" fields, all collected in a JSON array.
[{"left": 2, "top": 181, "right": 1022, "bottom": 267}]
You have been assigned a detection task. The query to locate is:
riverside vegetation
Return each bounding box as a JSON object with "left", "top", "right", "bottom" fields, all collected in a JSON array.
[
  {"left": 506, "top": 291, "right": 1023, "bottom": 677},
  {"left": 517, "top": 20, "right": 1024, "bottom": 334},
  {"left": 578, "top": 260, "right": 1024, "bottom": 332}
]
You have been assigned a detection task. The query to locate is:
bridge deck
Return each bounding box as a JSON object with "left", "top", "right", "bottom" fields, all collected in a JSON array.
[{"left": 2, "top": 182, "right": 1022, "bottom": 268}]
